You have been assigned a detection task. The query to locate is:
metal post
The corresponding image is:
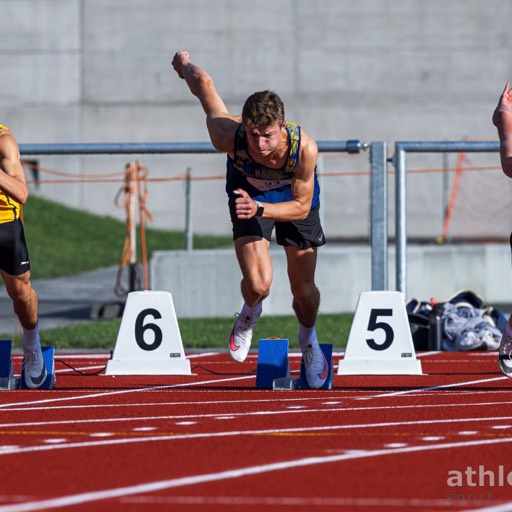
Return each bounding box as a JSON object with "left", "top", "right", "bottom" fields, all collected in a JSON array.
[
  {"left": 442, "top": 152, "right": 450, "bottom": 223},
  {"left": 394, "top": 146, "right": 407, "bottom": 295},
  {"left": 19, "top": 140, "right": 366, "bottom": 156},
  {"left": 129, "top": 167, "right": 137, "bottom": 291},
  {"left": 370, "top": 142, "right": 387, "bottom": 290},
  {"left": 184, "top": 167, "right": 193, "bottom": 251},
  {"left": 317, "top": 155, "right": 325, "bottom": 230},
  {"left": 391, "top": 140, "right": 500, "bottom": 298}
]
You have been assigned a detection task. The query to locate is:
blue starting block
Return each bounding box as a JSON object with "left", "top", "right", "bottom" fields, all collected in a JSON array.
[
  {"left": 299, "top": 343, "right": 334, "bottom": 390},
  {"left": 0, "top": 340, "right": 18, "bottom": 390},
  {"left": 255, "top": 338, "right": 290, "bottom": 389},
  {"left": 20, "top": 345, "right": 56, "bottom": 390}
]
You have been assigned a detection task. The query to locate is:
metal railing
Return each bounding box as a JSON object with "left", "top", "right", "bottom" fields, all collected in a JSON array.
[
  {"left": 18, "top": 140, "right": 366, "bottom": 155},
  {"left": 21, "top": 139, "right": 500, "bottom": 297},
  {"left": 390, "top": 141, "right": 500, "bottom": 296},
  {"left": 20, "top": 139, "right": 388, "bottom": 289}
]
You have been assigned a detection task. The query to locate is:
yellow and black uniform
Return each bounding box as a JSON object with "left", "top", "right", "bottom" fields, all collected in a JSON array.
[
  {"left": 0, "top": 123, "right": 30, "bottom": 275},
  {"left": 0, "top": 124, "right": 21, "bottom": 223},
  {"left": 0, "top": 187, "right": 21, "bottom": 224}
]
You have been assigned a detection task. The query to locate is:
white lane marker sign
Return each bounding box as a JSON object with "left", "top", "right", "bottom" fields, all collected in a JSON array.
[
  {"left": 106, "top": 291, "right": 192, "bottom": 375},
  {"left": 337, "top": 291, "right": 423, "bottom": 375}
]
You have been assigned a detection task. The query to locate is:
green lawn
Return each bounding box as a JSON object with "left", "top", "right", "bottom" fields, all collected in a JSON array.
[{"left": 23, "top": 196, "right": 232, "bottom": 279}]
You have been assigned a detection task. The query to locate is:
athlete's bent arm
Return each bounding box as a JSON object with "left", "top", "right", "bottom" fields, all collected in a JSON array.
[
  {"left": 0, "top": 128, "right": 28, "bottom": 204},
  {"left": 234, "top": 132, "right": 318, "bottom": 222},
  {"left": 172, "top": 51, "right": 238, "bottom": 155}
]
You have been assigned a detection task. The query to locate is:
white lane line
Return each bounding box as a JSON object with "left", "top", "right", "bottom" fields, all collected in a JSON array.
[
  {"left": 2, "top": 390, "right": 510, "bottom": 413},
  {"left": 15, "top": 353, "right": 216, "bottom": 360},
  {"left": 186, "top": 352, "right": 219, "bottom": 358},
  {"left": 1, "top": 415, "right": 512, "bottom": 456},
  {"left": 55, "top": 365, "right": 106, "bottom": 374},
  {"left": 0, "top": 436, "right": 511, "bottom": 512},
  {"left": 464, "top": 502, "right": 512, "bottom": 512},
  {"left": 120, "top": 494, "right": 451, "bottom": 507},
  {"left": 0, "top": 375, "right": 255, "bottom": 409},
  {"left": 3, "top": 376, "right": 509, "bottom": 411},
  {"left": 356, "top": 376, "right": 508, "bottom": 400},
  {"left": 0, "top": 407, "right": 346, "bottom": 428},
  {"left": 10, "top": 354, "right": 110, "bottom": 360},
  {"left": 1, "top": 403, "right": 512, "bottom": 430},
  {"left": 0, "top": 395, "right": 345, "bottom": 412},
  {"left": 52, "top": 356, "right": 220, "bottom": 374}
]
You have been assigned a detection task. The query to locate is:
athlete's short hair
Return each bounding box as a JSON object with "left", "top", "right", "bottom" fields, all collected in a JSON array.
[{"left": 241, "top": 90, "right": 285, "bottom": 128}]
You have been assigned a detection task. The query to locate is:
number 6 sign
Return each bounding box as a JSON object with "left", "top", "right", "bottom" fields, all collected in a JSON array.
[
  {"left": 337, "top": 291, "right": 423, "bottom": 375},
  {"left": 106, "top": 291, "right": 192, "bottom": 375}
]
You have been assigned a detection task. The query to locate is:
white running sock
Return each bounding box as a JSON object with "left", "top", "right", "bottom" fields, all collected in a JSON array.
[
  {"left": 240, "top": 302, "right": 262, "bottom": 320},
  {"left": 299, "top": 324, "right": 318, "bottom": 351},
  {"left": 22, "top": 324, "right": 40, "bottom": 351}
]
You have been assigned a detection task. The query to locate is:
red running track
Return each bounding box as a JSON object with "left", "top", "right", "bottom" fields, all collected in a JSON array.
[{"left": 0, "top": 350, "right": 511, "bottom": 512}]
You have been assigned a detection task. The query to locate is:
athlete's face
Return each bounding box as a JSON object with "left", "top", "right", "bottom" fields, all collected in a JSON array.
[{"left": 245, "top": 122, "right": 284, "bottom": 157}]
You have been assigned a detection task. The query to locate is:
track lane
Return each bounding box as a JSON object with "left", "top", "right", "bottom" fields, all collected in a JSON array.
[{"left": 0, "top": 351, "right": 511, "bottom": 511}]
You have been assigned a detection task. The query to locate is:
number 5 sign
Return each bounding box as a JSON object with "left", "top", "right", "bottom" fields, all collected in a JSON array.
[
  {"left": 106, "top": 291, "right": 192, "bottom": 375},
  {"left": 337, "top": 291, "right": 423, "bottom": 375}
]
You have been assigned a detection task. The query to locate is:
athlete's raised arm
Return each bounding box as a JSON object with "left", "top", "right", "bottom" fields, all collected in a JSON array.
[
  {"left": 172, "top": 51, "right": 239, "bottom": 155},
  {"left": 0, "top": 126, "right": 28, "bottom": 204}
]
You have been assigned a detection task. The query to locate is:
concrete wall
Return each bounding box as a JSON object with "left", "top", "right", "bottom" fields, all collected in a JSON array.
[
  {"left": 150, "top": 244, "right": 512, "bottom": 317},
  {"left": 1, "top": 0, "right": 511, "bottom": 241}
]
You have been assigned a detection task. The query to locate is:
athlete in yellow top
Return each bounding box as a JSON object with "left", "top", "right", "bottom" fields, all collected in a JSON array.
[
  {"left": 0, "top": 124, "right": 22, "bottom": 223},
  {"left": 0, "top": 124, "right": 46, "bottom": 388}
]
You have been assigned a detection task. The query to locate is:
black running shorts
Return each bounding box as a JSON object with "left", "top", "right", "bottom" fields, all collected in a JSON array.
[
  {"left": 0, "top": 219, "right": 31, "bottom": 276},
  {"left": 229, "top": 202, "right": 326, "bottom": 249}
]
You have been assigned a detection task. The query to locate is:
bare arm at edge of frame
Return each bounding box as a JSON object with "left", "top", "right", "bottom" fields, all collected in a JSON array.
[
  {"left": 0, "top": 127, "right": 29, "bottom": 204},
  {"left": 493, "top": 81, "right": 512, "bottom": 178}
]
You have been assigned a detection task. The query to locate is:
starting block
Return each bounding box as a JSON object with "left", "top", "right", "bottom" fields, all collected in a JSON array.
[
  {"left": 255, "top": 339, "right": 334, "bottom": 390},
  {"left": 0, "top": 340, "right": 18, "bottom": 390},
  {"left": 255, "top": 338, "right": 291, "bottom": 388},
  {"left": 20, "top": 345, "right": 56, "bottom": 389},
  {"left": 299, "top": 343, "right": 334, "bottom": 390},
  {"left": 337, "top": 291, "right": 423, "bottom": 375}
]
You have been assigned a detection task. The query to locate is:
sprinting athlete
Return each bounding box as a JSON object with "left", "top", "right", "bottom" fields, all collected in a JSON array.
[
  {"left": 0, "top": 123, "right": 46, "bottom": 388},
  {"left": 171, "top": 51, "right": 328, "bottom": 388},
  {"left": 493, "top": 82, "right": 512, "bottom": 378}
]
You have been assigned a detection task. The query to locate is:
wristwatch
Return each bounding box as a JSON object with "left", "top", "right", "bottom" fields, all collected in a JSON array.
[{"left": 255, "top": 200, "right": 264, "bottom": 217}]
